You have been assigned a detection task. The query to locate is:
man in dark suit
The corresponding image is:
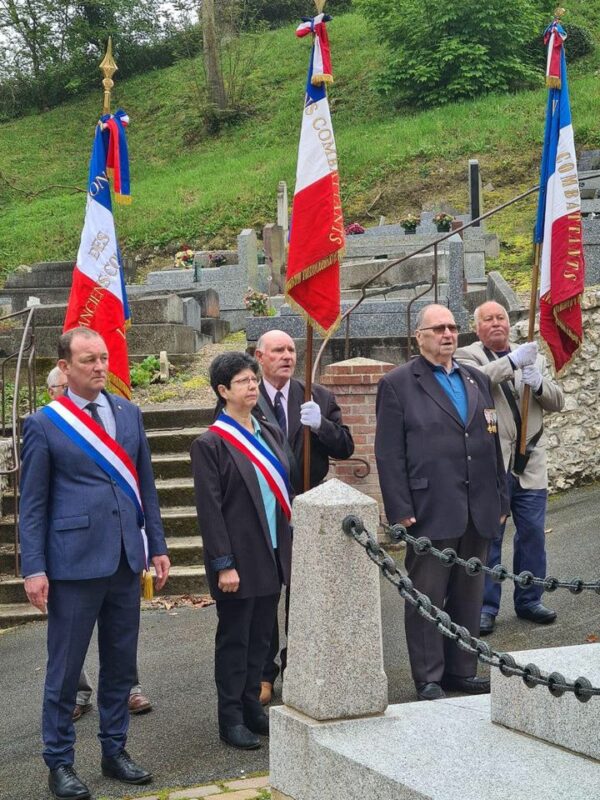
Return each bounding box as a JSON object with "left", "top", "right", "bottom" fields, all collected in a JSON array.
[
  {"left": 20, "top": 327, "right": 170, "bottom": 800},
  {"left": 375, "top": 304, "right": 508, "bottom": 702},
  {"left": 254, "top": 329, "right": 354, "bottom": 701}
]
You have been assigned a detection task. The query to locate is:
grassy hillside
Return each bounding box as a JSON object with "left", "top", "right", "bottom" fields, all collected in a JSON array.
[{"left": 0, "top": 8, "right": 599, "bottom": 289}]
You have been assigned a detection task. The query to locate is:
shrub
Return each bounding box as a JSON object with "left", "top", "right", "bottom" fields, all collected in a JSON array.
[{"left": 130, "top": 355, "right": 161, "bottom": 388}]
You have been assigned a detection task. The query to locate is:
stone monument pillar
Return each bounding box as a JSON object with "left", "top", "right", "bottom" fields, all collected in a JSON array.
[
  {"left": 263, "top": 223, "right": 286, "bottom": 294},
  {"left": 237, "top": 228, "right": 258, "bottom": 289},
  {"left": 469, "top": 159, "right": 483, "bottom": 227},
  {"left": 277, "top": 181, "right": 289, "bottom": 239}
]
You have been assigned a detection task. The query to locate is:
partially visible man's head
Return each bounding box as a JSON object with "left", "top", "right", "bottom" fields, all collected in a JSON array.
[
  {"left": 254, "top": 330, "right": 297, "bottom": 390},
  {"left": 46, "top": 366, "right": 68, "bottom": 400},
  {"left": 57, "top": 328, "right": 108, "bottom": 400},
  {"left": 474, "top": 301, "right": 510, "bottom": 352},
  {"left": 415, "top": 304, "right": 458, "bottom": 366}
]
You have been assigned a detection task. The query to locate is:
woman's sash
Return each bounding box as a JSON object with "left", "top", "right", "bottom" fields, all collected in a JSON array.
[
  {"left": 209, "top": 412, "right": 292, "bottom": 520},
  {"left": 41, "top": 395, "right": 145, "bottom": 532}
]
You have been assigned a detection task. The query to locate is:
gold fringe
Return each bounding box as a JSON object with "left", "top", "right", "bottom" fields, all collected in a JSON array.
[
  {"left": 311, "top": 73, "right": 334, "bottom": 87},
  {"left": 539, "top": 294, "right": 583, "bottom": 377},
  {"left": 284, "top": 247, "right": 344, "bottom": 337},
  {"left": 107, "top": 370, "right": 132, "bottom": 400},
  {"left": 286, "top": 294, "right": 342, "bottom": 338},
  {"left": 546, "top": 76, "right": 561, "bottom": 89},
  {"left": 114, "top": 194, "right": 132, "bottom": 205},
  {"left": 142, "top": 570, "right": 154, "bottom": 600}
]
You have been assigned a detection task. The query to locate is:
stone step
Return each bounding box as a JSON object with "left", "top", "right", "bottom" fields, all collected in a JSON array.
[
  {"left": 146, "top": 427, "right": 205, "bottom": 454},
  {"left": 165, "top": 535, "right": 203, "bottom": 566},
  {"left": 152, "top": 453, "right": 192, "bottom": 480},
  {"left": 141, "top": 405, "right": 213, "bottom": 430},
  {"left": 0, "top": 565, "right": 208, "bottom": 618},
  {"left": 156, "top": 478, "right": 195, "bottom": 508},
  {"left": 201, "top": 317, "right": 230, "bottom": 343}
]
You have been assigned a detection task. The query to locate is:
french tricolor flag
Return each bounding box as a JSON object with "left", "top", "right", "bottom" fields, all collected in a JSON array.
[
  {"left": 535, "top": 19, "right": 585, "bottom": 374},
  {"left": 285, "top": 13, "right": 343, "bottom": 336},
  {"left": 63, "top": 110, "right": 132, "bottom": 398}
]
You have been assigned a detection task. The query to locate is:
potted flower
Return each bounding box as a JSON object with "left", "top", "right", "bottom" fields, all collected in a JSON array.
[
  {"left": 207, "top": 252, "right": 227, "bottom": 267},
  {"left": 244, "top": 287, "right": 275, "bottom": 317},
  {"left": 345, "top": 222, "right": 366, "bottom": 236},
  {"left": 400, "top": 213, "right": 419, "bottom": 234},
  {"left": 433, "top": 212, "right": 454, "bottom": 233},
  {"left": 175, "top": 246, "right": 194, "bottom": 268}
]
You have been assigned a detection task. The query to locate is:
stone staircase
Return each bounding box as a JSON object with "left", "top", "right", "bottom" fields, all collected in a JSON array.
[{"left": 0, "top": 403, "right": 213, "bottom": 629}]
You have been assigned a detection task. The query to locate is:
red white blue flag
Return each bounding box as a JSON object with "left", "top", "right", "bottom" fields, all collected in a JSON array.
[
  {"left": 64, "top": 109, "right": 132, "bottom": 398},
  {"left": 285, "top": 13, "right": 343, "bottom": 337},
  {"left": 535, "top": 19, "right": 585, "bottom": 374}
]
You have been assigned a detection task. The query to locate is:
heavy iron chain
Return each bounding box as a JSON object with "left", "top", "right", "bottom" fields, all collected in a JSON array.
[
  {"left": 342, "top": 515, "right": 600, "bottom": 702},
  {"left": 385, "top": 522, "right": 600, "bottom": 595}
]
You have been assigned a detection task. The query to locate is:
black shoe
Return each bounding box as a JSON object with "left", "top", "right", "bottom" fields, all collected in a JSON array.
[
  {"left": 219, "top": 723, "right": 261, "bottom": 750},
  {"left": 441, "top": 674, "right": 490, "bottom": 694},
  {"left": 480, "top": 612, "right": 496, "bottom": 636},
  {"left": 415, "top": 682, "right": 445, "bottom": 701},
  {"left": 516, "top": 604, "right": 557, "bottom": 625},
  {"left": 48, "top": 765, "right": 90, "bottom": 800},
  {"left": 101, "top": 750, "right": 152, "bottom": 785},
  {"left": 245, "top": 713, "right": 269, "bottom": 736}
]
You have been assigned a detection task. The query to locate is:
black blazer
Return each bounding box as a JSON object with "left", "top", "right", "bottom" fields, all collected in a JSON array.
[
  {"left": 256, "top": 378, "right": 354, "bottom": 494},
  {"left": 375, "top": 356, "right": 509, "bottom": 541},
  {"left": 190, "top": 419, "right": 292, "bottom": 600}
]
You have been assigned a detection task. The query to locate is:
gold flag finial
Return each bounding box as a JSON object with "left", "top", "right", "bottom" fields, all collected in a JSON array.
[
  {"left": 554, "top": 7, "right": 566, "bottom": 18},
  {"left": 99, "top": 37, "right": 118, "bottom": 115}
]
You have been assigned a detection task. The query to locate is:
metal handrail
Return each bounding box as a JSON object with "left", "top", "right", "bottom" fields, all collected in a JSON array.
[
  {"left": 312, "top": 170, "right": 600, "bottom": 379},
  {"left": 0, "top": 306, "right": 38, "bottom": 575}
]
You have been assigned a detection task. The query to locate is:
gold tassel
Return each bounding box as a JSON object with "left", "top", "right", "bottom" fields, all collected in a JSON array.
[
  {"left": 143, "top": 570, "right": 154, "bottom": 600},
  {"left": 311, "top": 73, "right": 334, "bottom": 87},
  {"left": 546, "top": 76, "right": 561, "bottom": 89},
  {"left": 114, "top": 194, "right": 133, "bottom": 206}
]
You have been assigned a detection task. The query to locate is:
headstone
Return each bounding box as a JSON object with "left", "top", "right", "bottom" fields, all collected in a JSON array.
[
  {"left": 237, "top": 228, "right": 258, "bottom": 289},
  {"left": 283, "top": 479, "right": 388, "bottom": 720},
  {"left": 469, "top": 159, "right": 482, "bottom": 226},
  {"left": 378, "top": 215, "right": 386, "bottom": 226},
  {"left": 263, "top": 223, "right": 286, "bottom": 294},
  {"left": 159, "top": 350, "right": 169, "bottom": 382},
  {"left": 277, "top": 181, "right": 289, "bottom": 237},
  {"left": 26, "top": 296, "right": 40, "bottom": 307}
]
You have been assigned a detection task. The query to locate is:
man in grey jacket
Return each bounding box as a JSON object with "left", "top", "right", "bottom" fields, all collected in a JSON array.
[{"left": 456, "top": 301, "right": 564, "bottom": 635}]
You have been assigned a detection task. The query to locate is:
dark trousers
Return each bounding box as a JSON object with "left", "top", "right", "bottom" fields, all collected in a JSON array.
[
  {"left": 215, "top": 592, "right": 279, "bottom": 729},
  {"left": 42, "top": 554, "right": 140, "bottom": 769},
  {"left": 404, "top": 521, "right": 489, "bottom": 684},
  {"left": 483, "top": 473, "right": 547, "bottom": 617},
  {"left": 262, "top": 584, "right": 290, "bottom": 684}
]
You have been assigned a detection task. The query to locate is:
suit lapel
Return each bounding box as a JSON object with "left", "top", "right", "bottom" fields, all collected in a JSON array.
[
  {"left": 287, "top": 379, "right": 303, "bottom": 445},
  {"left": 413, "top": 357, "right": 465, "bottom": 428},
  {"left": 457, "top": 365, "right": 481, "bottom": 429},
  {"left": 103, "top": 390, "right": 124, "bottom": 443},
  {"left": 223, "top": 436, "right": 273, "bottom": 550}
]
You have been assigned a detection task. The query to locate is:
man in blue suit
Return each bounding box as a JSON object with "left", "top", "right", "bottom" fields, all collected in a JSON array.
[{"left": 20, "top": 327, "right": 170, "bottom": 800}]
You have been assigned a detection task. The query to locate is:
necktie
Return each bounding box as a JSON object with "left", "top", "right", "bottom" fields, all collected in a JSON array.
[
  {"left": 86, "top": 401, "right": 106, "bottom": 431},
  {"left": 273, "top": 391, "right": 287, "bottom": 436}
]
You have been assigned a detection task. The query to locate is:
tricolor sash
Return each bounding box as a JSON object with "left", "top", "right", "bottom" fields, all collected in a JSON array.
[
  {"left": 209, "top": 412, "right": 292, "bottom": 521},
  {"left": 41, "top": 396, "right": 146, "bottom": 539}
]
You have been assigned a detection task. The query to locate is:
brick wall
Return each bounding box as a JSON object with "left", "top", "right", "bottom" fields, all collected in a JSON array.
[{"left": 319, "top": 357, "right": 394, "bottom": 517}]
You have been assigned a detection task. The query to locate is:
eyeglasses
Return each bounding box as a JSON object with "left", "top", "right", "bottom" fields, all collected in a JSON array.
[
  {"left": 417, "top": 324, "right": 460, "bottom": 335},
  {"left": 230, "top": 376, "right": 260, "bottom": 387},
  {"left": 50, "top": 384, "right": 68, "bottom": 390}
]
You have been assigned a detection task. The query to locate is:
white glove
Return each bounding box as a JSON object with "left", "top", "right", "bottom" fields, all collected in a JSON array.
[
  {"left": 509, "top": 341, "right": 538, "bottom": 369},
  {"left": 300, "top": 400, "right": 322, "bottom": 432},
  {"left": 522, "top": 364, "right": 543, "bottom": 392}
]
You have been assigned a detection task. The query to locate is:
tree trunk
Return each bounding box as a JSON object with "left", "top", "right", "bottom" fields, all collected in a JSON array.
[{"left": 201, "top": 0, "right": 227, "bottom": 110}]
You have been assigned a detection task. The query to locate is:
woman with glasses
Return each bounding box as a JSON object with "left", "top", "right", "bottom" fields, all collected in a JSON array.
[{"left": 190, "top": 352, "right": 292, "bottom": 750}]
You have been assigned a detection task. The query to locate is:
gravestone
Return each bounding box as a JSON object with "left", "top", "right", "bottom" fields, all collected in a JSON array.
[
  {"left": 263, "top": 223, "right": 286, "bottom": 294},
  {"left": 277, "top": 181, "right": 289, "bottom": 238},
  {"left": 469, "top": 159, "right": 482, "bottom": 226}
]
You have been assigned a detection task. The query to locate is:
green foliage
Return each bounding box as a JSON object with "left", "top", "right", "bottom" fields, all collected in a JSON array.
[
  {"left": 565, "top": 25, "right": 596, "bottom": 62},
  {"left": 130, "top": 355, "right": 160, "bottom": 388},
  {"left": 239, "top": 0, "right": 353, "bottom": 29},
  {"left": 355, "top": 0, "right": 545, "bottom": 107}
]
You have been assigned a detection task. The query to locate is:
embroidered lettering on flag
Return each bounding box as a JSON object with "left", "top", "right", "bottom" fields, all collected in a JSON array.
[
  {"left": 64, "top": 109, "right": 132, "bottom": 399},
  {"left": 285, "top": 13, "right": 343, "bottom": 337},
  {"left": 209, "top": 412, "right": 292, "bottom": 520},
  {"left": 535, "top": 18, "right": 585, "bottom": 374}
]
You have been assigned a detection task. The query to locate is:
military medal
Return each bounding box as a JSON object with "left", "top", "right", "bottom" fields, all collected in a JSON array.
[{"left": 484, "top": 408, "right": 498, "bottom": 434}]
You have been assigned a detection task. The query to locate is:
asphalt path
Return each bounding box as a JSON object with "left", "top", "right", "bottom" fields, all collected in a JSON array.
[{"left": 1, "top": 485, "right": 599, "bottom": 800}]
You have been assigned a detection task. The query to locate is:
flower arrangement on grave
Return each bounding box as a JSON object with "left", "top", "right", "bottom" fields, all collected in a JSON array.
[
  {"left": 400, "top": 213, "right": 419, "bottom": 233},
  {"left": 208, "top": 252, "right": 227, "bottom": 267},
  {"left": 174, "top": 247, "right": 194, "bottom": 268},
  {"left": 244, "top": 288, "right": 272, "bottom": 317},
  {"left": 344, "top": 222, "right": 365, "bottom": 235},
  {"left": 433, "top": 212, "right": 454, "bottom": 232}
]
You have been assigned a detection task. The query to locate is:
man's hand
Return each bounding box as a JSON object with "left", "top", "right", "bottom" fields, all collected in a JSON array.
[
  {"left": 400, "top": 517, "right": 416, "bottom": 527},
  {"left": 24, "top": 575, "right": 49, "bottom": 613},
  {"left": 218, "top": 568, "right": 240, "bottom": 593},
  {"left": 522, "top": 364, "right": 543, "bottom": 391},
  {"left": 300, "top": 400, "right": 322, "bottom": 432},
  {"left": 509, "top": 341, "right": 538, "bottom": 369},
  {"left": 151, "top": 555, "right": 171, "bottom": 591},
  {"left": 500, "top": 515, "right": 508, "bottom": 525}
]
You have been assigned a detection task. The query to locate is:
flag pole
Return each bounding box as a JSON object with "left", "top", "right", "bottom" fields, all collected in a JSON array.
[
  {"left": 99, "top": 37, "right": 117, "bottom": 116},
  {"left": 518, "top": 237, "right": 540, "bottom": 455},
  {"left": 301, "top": 0, "right": 327, "bottom": 492}
]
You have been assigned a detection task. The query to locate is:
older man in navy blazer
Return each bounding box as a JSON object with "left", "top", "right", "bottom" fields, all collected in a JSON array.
[
  {"left": 20, "top": 327, "right": 170, "bottom": 800},
  {"left": 375, "top": 304, "right": 508, "bottom": 702}
]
